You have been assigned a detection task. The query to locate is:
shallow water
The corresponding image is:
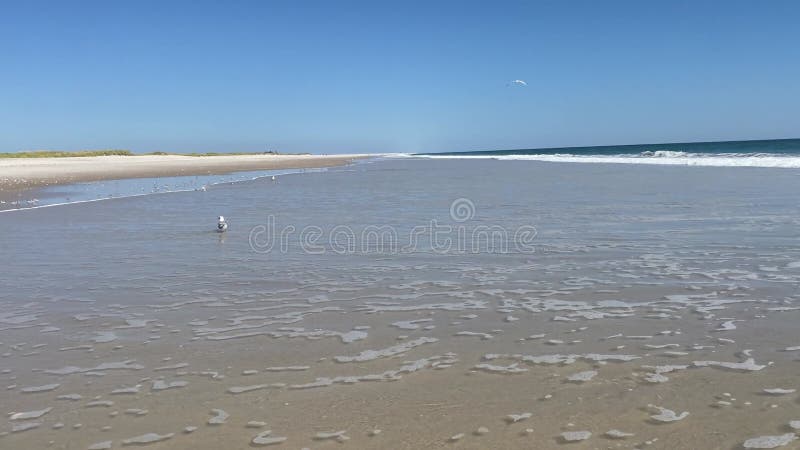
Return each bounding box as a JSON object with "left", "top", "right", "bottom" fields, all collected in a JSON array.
[
  {"left": 0, "top": 167, "right": 325, "bottom": 211},
  {"left": 1, "top": 159, "right": 800, "bottom": 449}
]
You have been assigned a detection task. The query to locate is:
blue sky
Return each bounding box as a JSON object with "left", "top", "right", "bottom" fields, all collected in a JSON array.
[{"left": 1, "top": 0, "right": 798, "bottom": 154}]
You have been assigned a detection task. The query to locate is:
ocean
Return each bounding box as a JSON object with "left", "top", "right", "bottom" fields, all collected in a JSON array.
[
  {"left": 3, "top": 139, "right": 800, "bottom": 212},
  {"left": 2, "top": 153, "right": 800, "bottom": 448},
  {"left": 417, "top": 138, "right": 800, "bottom": 168}
]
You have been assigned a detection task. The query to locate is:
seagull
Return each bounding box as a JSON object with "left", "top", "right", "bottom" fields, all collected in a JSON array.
[
  {"left": 509, "top": 79, "right": 527, "bottom": 87},
  {"left": 217, "top": 216, "right": 228, "bottom": 232}
]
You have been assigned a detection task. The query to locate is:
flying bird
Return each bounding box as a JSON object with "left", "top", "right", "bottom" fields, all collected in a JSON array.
[{"left": 508, "top": 79, "right": 527, "bottom": 87}]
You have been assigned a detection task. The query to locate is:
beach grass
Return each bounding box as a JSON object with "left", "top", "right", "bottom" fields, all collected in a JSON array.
[
  {"left": 0, "top": 150, "right": 301, "bottom": 158},
  {"left": 0, "top": 150, "right": 134, "bottom": 158}
]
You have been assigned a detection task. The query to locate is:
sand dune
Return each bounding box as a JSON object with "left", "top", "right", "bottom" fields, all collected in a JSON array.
[{"left": 0, "top": 154, "right": 367, "bottom": 191}]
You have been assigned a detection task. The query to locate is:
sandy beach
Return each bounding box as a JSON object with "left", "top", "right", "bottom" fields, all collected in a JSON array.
[
  {"left": 0, "top": 154, "right": 367, "bottom": 202},
  {"left": 2, "top": 158, "right": 800, "bottom": 449},
  {"left": 4, "top": 1, "right": 798, "bottom": 447}
]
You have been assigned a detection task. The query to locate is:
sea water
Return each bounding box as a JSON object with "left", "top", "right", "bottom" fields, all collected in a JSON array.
[
  {"left": 1, "top": 156, "right": 800, "bottom": 449},
  {"left": 417, "top": 138, "right": 800, "bottom": 168}
]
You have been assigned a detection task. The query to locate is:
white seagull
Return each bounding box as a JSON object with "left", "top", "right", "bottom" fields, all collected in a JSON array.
[
  {"left": 509, "top": 79, "right": 527, "bottom": 86},
  {"left": 217, "top": 216, "right": 228, "bottom": 232}
]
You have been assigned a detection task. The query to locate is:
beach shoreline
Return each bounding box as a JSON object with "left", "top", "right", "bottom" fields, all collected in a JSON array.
[
  {"left": 0, "top": 153, "right": 370, "bottom": 202},
  {"left": 2, "top": 158, "right": 800, "bottom": 449}
]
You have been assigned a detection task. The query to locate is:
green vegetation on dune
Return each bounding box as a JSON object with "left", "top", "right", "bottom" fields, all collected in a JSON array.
[
  {"left": 0, "top": 150, "right": 313, "bottom": 158},
  {"left": 0, "top": 150, "right": 134, "bottom": 158}
]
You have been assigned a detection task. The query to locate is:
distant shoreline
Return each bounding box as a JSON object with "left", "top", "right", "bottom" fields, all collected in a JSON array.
[
  {"left": 0, "top": 153, "right": 370, "bottom": 202},
  {"left": 0, "top": 150, "right": 312, "bottom": 159}
]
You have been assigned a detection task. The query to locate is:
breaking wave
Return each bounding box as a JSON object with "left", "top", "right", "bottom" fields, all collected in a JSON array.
[
  {"left": 409, "top": 151, "right": 800, "bottom": 168},
  {"left": 409, "top": 139, "right": 800, "bottom": 168}
]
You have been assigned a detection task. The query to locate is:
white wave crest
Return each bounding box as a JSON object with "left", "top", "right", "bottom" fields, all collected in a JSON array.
[
  {"left": 411, "top": 153, "right": 800, "bottom": 168},
  {"left": 640, "top": 150, "right": 688, "bottom": 157}
]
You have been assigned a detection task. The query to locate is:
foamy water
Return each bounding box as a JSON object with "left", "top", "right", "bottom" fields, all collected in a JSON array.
[
  {"left": 2, "top": 159, "right": 800, "bottom": 449},
  {"left": 411, "top": 138, "right": 800, "bottom": 169},
  {"left": 412, "top": 151, "right": 800, "bottom": 168}
]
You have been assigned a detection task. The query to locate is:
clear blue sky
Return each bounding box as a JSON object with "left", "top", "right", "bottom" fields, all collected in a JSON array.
[{"left": 1, "top": 0, "right": 798, "bottom": 154}]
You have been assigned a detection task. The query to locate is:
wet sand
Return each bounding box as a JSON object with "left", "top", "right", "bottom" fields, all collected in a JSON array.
[
  {"left": 2, "top": 159, "right": 800, "bottom": 449},
  {"left": 0, "top": 153, "right": 367, "bottom": 202}
]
